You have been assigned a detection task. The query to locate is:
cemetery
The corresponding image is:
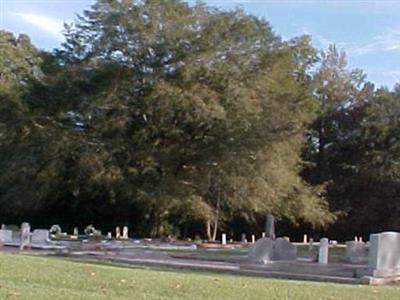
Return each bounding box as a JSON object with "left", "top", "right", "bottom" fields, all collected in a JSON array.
[
  {"left": 3, "top": 0, "right": 400, "bottom": 298},
  {"left": 2, "top": 217, "right": 400, "bottom": 288}
]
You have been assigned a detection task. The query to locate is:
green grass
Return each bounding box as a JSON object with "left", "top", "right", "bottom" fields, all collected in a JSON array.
[{"left": 1, "top": 253, "right": 400, "bottom": 300}]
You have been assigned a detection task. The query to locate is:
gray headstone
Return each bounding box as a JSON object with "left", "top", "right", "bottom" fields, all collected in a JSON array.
[
  {"left": 4, "top": 224, "right": 19, "bottom": 231},
  {"left": 0, "top": 229, "right": 13, "bottom": 243},
  {"left": 318, "top": 238, "right": 329, "bottom": 264},
  {"left": 368, "top": 231, "right": 400, "bottom": 277},
  {"left": 273, "top": 238, "right": 297, "bottom": 260},
  {"left": 248, "top": 237, "right": 274, "bottom": 264},
  {"left": 265, "top": 214, "right": 275, "bottom": 239},
  {"left": 346, "top": 241, "right": 368, "bottom": 264},
  {"left": 241, "top": 233, "right": 247, "bottom": 243},
  {"left": 31, "top": 229, "right": 50, "bottom": 245},
  {"left": 73, "top": 227, "right": 79, "bottom": 236},
  {"left": 248, "top": 237, "right": 297, "bottom": 264}
]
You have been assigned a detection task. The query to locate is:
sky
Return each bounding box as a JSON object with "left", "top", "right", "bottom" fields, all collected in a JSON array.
[{"left": 1, "top": 0, "right": 400, "bottom": 88}]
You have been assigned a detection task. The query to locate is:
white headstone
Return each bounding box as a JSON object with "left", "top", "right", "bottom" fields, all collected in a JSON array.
[
  {"left": 368, "top": 231, "right": 400, "bottom": 277},
  {"left": 221, "top": 233, "right": 226, "bottom": 245},
  {"left": 116, "top": 226, "right": 121, "bottom": 239},
  {"left": 262, "top": 232, "right": 266, "bottom": 238},
  {"left": 303, "top": 234, "right": 308, "bottom": 244},
  {"left": 107, "top": 232, "right": 112, "bottom": 239},
  {"left": 73, "top": 227, "right": 79, "bottom": 236},
  {"left": 122, "top": 226, "right": 129, "bottom": 239},
  {"left": 251, "top": 234, "right": 256, "bottom": 244},
  {"left": 318, "top": 238, "right": 329, "bottom": 264}
]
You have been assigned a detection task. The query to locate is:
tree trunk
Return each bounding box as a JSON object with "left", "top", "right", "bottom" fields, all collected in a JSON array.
[
  {"left": 206, "top": 220, "right": 212, "bottom": 241},
  {"left": 211, "top": 191, "right": 221, "bottom": 242}
]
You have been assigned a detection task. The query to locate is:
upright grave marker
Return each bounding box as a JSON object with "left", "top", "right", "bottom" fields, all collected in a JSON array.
[
  {"left": 122, "top": 226, "right": 129, "bottom": 239},
  {"left": 368, "top": 231, "right": 400, "bottom": 277},
  {"left": 318, "top": 238, "right": 329, "bottom": 264},
  {"left": 221, "top": 233, "right": 227, "bottom": 245},
  {"left": 116, "top": 226, "right": 121, "bottom": 239},
  {"left": 20, "top": 222, "right": 31, "bottom": 250},
  {"left": 265, "top": 214, "right": 275, "bottom": 239}
]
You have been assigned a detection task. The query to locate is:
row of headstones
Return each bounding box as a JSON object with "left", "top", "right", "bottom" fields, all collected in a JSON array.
[
  {"left": 249, "top": 231, "right": 400, "bottom": 279},
  {"left": 59, "top": 225, "right": 131, "bottom": 239},
  {"left": 319, "top": 232, "right": 400, "bottom": 278},
  {"left": 0, "top": 222, "right": 50, "bottom": 249},
  {"left": 221, "top": 233, "right": 270, "bottom": 245},
  {"left": 0, "top": 223, "right": 133, "bottom": 245}
]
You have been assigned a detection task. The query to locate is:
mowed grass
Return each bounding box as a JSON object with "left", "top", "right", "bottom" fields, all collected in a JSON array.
[{"left": 1, "top": 253, "right": 400, "bottom": 300}]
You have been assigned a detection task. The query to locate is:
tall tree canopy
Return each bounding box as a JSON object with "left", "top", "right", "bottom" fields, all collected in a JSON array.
[{"left": 0, "top": 0, "right": 334, "bottom": 238}]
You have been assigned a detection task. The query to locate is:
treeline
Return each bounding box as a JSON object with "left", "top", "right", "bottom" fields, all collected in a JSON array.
[{"left": 0, "top": 0, "right": 399, "bottom": 240}]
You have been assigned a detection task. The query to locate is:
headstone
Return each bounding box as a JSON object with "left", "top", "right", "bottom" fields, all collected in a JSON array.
[
  {"left": 273, "top": 238, "right": 297, "bottom": 260},
  {"left": 265, "top": 214, "right": 275, "bottom": 239},
  {"left": 194, "top": 234, "right": 201, "bottom": 242},
  {"left": 49, "top": 224, "right": 62, "bottom": 235},
  {"left": 318, "top": 238, "right": 329, "bottom": 264},
  {"left": 31, "top": 229, "right": 50, "bottom": 245},
  {"left": 262, "top": 232, "right": 266, "bottom": 238},
  {"left": 251, "top": 234, "right": 256, "bottom": 244},
  {"left": 367, "top": 231, "right": 400, "bottom": 277},
  {"left": 84, "top": 224, "right": 96, "bottom": 236},
  {"left": 0, "top": 229, "right": 12, "bottom": 243},
  {"left": 107, "top": 232, "right": 112, "bottom": 239},
  {"left": 248, "top": 237, "right": 297, "bottom": 264},
  {"left": 20, "top": 222, "right": 31, "bottom": 249},
  {"left": 303, "top": 234, "right": 308, "bottom": 244},
  {"left": 73, "top": 227, "right": 79, "bottom": 236},
  {"left": 248, "top": 237, "right": 274, "bottom": 264},
  {"left": 122, "top": 226, "right": 129, "bottom": 239},
  {"left": 4, "top": 225, "right": 19, "bottom": 231},
  {"left": 221, "top": 233, "right": 226, "bottom": 245},
  {"left": 346, "top": 241, "right": 368, "bottom": 264},
  {"left": 1, "top": 224, "right": 5, "bottom": 230},
  {"left": 116, "top": 226, "right": 121, "bottom": 239},
  {"left": 241, "top": 233, "right": 247, "bottom": 243},
  {"left": 309, "top": 237, "right": 314, "bottom": 251}
]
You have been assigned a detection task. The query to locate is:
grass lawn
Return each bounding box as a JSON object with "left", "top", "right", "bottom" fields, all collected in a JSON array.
[{"left": 1, "top": 252, "right": 400, "bottom": 300}]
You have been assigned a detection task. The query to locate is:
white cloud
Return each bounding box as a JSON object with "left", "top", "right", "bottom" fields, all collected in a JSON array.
[
  {"left": 344, "top": 26, "right": 400, "bottom": 56},
  {"left": 15, "top": 13, "right": 65, "bottom": 40},
  {"left": 387, "top": 70, "right": 400, "bottom": 83}
]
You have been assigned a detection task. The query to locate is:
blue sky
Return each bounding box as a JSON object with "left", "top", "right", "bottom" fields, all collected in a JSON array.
[{"left": 1, "top": 0, "right": 400, "bottom": 88}]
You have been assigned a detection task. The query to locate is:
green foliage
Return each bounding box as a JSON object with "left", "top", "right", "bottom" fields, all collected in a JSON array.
[{"left": 0, "top": 1, "right": 334, "bottom": 237}]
